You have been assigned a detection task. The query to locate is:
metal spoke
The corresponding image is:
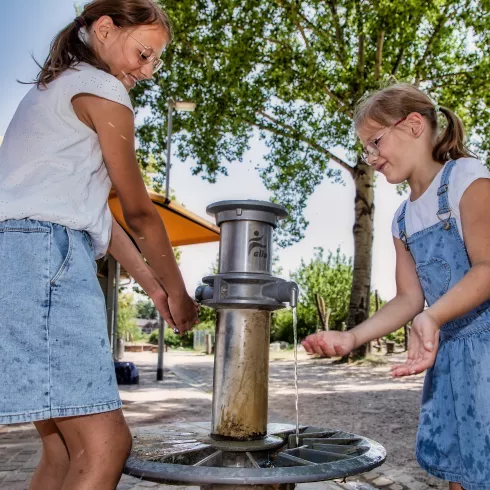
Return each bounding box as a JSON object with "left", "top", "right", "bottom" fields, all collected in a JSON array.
[
  {"left": 246, "top": 452, "right": 261, "bottom": 468},
  {"left": 193, "top": 450, "right": 223, "bottom": 467}
]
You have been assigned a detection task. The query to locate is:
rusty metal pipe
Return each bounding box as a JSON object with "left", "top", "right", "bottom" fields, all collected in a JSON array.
[{"left": 212, "top": 309, "right": 270, "bottom": 440}]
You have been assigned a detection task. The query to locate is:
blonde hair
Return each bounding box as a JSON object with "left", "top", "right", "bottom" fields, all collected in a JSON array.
[
  {"left": 354, "top": 83, "right": 472, "bottom": 163},
  {"left": 33, "top": 0, "right": 172, "bottom": 87}
]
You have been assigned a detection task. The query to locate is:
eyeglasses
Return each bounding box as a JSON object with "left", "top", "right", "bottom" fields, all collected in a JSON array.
[
  {"left": 120, "top": 27, "right": 164, "bottom": 74},
  {"left": 361, "top": 117, "right": 406, "bottom": 165}
]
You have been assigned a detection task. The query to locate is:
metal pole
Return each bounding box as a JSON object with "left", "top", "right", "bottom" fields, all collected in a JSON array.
[
  {"left": 165, "top": 100, "right": 174, "bottom": 200},
  {"left": 157, "top": 313, "right": 165, "bottom": 381},
  {"left": 106, "top": 256, "right": 116, "bottom": 358},
  {"left": 212, "top": 309, "right": 270, "bottom": 439},
  {"left": 113, "top": 260, "right": 120, "bottom": 356}
]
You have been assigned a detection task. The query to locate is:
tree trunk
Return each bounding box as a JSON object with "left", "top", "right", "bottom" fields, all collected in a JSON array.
[{"left": 347, "top": 159, "right": 375, "bottom": 359}]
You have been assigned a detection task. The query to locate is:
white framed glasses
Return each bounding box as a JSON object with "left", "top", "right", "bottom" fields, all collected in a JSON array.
[{"left": 120, "top": 27, "right": 164, "bottom": 74}]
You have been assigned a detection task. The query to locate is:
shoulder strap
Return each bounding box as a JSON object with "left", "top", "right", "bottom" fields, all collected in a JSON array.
[
  {"left": 437, "top": 160, "right": 457, "bottom": 215},
  {"left": 437, "top": 160, "right": 456, "bottom": 229},
  {"left": 397, "top": 201, "right": 410, "bottom": 250}
]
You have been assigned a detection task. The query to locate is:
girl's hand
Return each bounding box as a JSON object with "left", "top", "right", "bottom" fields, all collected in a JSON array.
[
  {"left": 149, "top": 288, "right": 175, "bottom": 329},
  {"left": 301, "top": 330, "right": 357, "bottom": 357},
  {"left": 168, "top": 291, "right": 200, "bottom": 334},
  {"left": 391, "top": 311, "right": 440, "bottom": 378}
]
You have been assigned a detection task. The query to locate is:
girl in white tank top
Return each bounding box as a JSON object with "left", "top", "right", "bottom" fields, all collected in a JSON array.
[{"left": 0, "top": 1, "right": 198, "bottom": 488}]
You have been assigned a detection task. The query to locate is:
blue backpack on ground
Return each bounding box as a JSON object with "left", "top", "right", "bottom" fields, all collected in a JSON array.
[{"left": 114, "top": 361, "right": 140, "bottom": 385}]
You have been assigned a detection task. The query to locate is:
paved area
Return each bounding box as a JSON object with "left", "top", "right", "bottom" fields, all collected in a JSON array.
[{"left": 0, "top": 351, "right": 434, "bottom": 489}]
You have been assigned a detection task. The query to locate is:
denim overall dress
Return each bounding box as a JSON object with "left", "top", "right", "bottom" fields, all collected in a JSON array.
[{"left": 397, "top": 160, "right": 490, "bottom": 489}]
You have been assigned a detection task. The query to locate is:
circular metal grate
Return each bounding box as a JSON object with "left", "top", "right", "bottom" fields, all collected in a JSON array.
[{"left": 125, "top": 422, "right": 386, "bottom": 485}]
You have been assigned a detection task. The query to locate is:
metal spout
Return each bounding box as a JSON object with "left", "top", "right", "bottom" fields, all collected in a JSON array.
[
  {"left": 262, "top": 281, "right": 299, "bottom": 308},
  {"left": 290, "top": 285, "right": 298, "bottom": 308}
]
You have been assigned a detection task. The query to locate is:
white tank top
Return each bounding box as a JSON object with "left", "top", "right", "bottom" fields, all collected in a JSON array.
[
  {"left": 391, "top": 158, "right": 490, "bottom": 243},
  {"left": 0, "top": 63, "right": 133, "bottom": 258}
]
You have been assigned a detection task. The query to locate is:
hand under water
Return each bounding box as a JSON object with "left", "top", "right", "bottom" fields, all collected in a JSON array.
[{"left": 301, "top": 330, "right": 357, "bottom": 357}]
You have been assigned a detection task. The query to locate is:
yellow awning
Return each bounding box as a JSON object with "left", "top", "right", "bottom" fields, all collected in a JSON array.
[{"left": 108, "top": 188, "right": 220, "bottom": 247}]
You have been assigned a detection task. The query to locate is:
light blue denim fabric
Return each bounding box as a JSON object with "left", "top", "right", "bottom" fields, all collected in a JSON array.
[
  {"left": 398, "top": 160, "right": 490, "bottom": 490},
  {"left": 0, "top": 219, "right": 121, "bottom": 424}
]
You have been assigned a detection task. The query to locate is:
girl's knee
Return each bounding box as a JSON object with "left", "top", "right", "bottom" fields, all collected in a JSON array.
[
  {"left": 78, "top": 425, "right": 132, "bottom": 466},
  {"left": 56, "top": 410, "right": 132, "bottom": 470},
  {"left": 69, "top": 435, "right": 131, "bottom": 486},
  {"left": 41, "top": 447, "right": 70, "bottom": 472},
  {"left": 34, "top": 420, "right": 70, "bottom": 469},
  {"left": 116, "top": 425, "right": 133, "bottom": 460},
  {"left": 449, "top": 482, "right": 463, "bottom": 490}
]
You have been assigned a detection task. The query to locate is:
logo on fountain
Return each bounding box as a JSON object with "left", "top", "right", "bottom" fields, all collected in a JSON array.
[{"left": 248, "top": 231, "right": 268, "bottom": 258}]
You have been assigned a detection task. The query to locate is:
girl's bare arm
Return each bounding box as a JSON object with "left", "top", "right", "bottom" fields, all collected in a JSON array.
[
  {"left": 108, "top": 216, "right": 175, "bottom": 327},
  {"left": 72, "top": 94, "right": 197, "bottom": 332},
  {"left": 302, "top": 236, "right": 425, "bottom": 356}
]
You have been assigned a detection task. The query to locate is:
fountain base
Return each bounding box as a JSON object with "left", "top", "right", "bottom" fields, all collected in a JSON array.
[{"left": 124, "top": 421, "right": 385, "bottom": 487}]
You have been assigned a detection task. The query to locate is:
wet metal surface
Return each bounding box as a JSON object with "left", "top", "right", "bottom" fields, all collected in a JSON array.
[{"left": 125, "top": 422, "right": 386, "bottom": 485}]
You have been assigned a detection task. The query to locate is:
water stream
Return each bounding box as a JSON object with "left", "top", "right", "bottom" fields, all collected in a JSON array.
[{"left": 292, "top": 306, "right": 299, "bottom": 447}]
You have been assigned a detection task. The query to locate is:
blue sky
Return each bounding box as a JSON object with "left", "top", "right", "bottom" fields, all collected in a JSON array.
[{"left": 0, "top": 1, "right": 406, "bottom": 301}]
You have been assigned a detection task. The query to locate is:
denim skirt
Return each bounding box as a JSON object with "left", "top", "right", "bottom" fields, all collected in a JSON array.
[{"left": 0, "top": 219, "right": 121, "bottom": 424}]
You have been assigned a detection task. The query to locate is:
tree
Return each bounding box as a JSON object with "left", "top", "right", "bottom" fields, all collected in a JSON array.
[
  {"left": 136, "top": 299, "right": 158, "bottom": 319},
  {"left": 293, "top": 247, "right": 353, "bottom": 330},
  {"left": 117, "top": 292, "right": 141, "bottom": 341},
  {"left": 133, "top": 0, "right": 490, "bottom": 355},
  {"left": 272, "top": 247, "right": 353, "bottom": 342},
  {"left": 271, "top": 247, "right": 386, "bottom": 347}
]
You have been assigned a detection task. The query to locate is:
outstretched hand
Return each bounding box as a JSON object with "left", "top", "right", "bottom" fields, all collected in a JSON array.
[
  {"left": 392, "top": 311, "right": 440, "bottom": 378},
  {"left": 301, "top": 330, "right": 357, "bottom": 358}
]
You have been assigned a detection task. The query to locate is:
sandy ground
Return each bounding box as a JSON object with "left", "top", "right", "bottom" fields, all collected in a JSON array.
[
  {"left": 0, "top": 349, "right": 446, "bottom": 489},
  {"left": 268, "top": 354, "right": 444, "bottom": 488}
]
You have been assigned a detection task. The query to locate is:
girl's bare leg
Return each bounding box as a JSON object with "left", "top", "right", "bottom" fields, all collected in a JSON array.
[
  {"left": 56, "top": 409, "right": 132, "bottom": 490},
  {"left": 29, "top": 419, "right": 70, "bottom": 490}
]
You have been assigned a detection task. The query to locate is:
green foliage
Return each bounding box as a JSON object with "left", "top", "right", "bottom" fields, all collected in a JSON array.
[
  {"left": 148, "top": 329, "right": 158, "bottom": 345},
  {"left": 149, "top": 327, "right": 182, "bottom": 347},
  {"left": 148, "top": 320, "right": 216, "bottom": 348},
  {"left": 385, "top": 326, "right": 407, "bottom": 345},
  {"left": 293, "top": 247, "right": 353, "bottom": 330},
  {"left": 271, "top": 308, "right": 299, "bottom": 344},
  {"left": 136, "top": 299, "right": 157, "bottom": 319},
  {"left": 198, "top": 305, "right": 217, "bottom": 324},
  {"left": 117, "top": 292, "right": 142, "bottom": 341},
  {"left": 195, "top": 320, "right": 217, "bottom": 332},
  {"left": 133, "top": 0, "right": 490, "bottom": 245},
  {"left": 271, "top": 248, "right": 384, "bottom": 342},
  {"left": 271, "top": 247, "right": 352, "bottom": 342}
]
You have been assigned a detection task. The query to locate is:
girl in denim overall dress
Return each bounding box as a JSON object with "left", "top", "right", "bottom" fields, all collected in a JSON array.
[
  {"left": 0, "top": 1, "right": 198, "bottom": 488},
  {"left": 302, "top": 84, "right": 490, "bottom": 490}
]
